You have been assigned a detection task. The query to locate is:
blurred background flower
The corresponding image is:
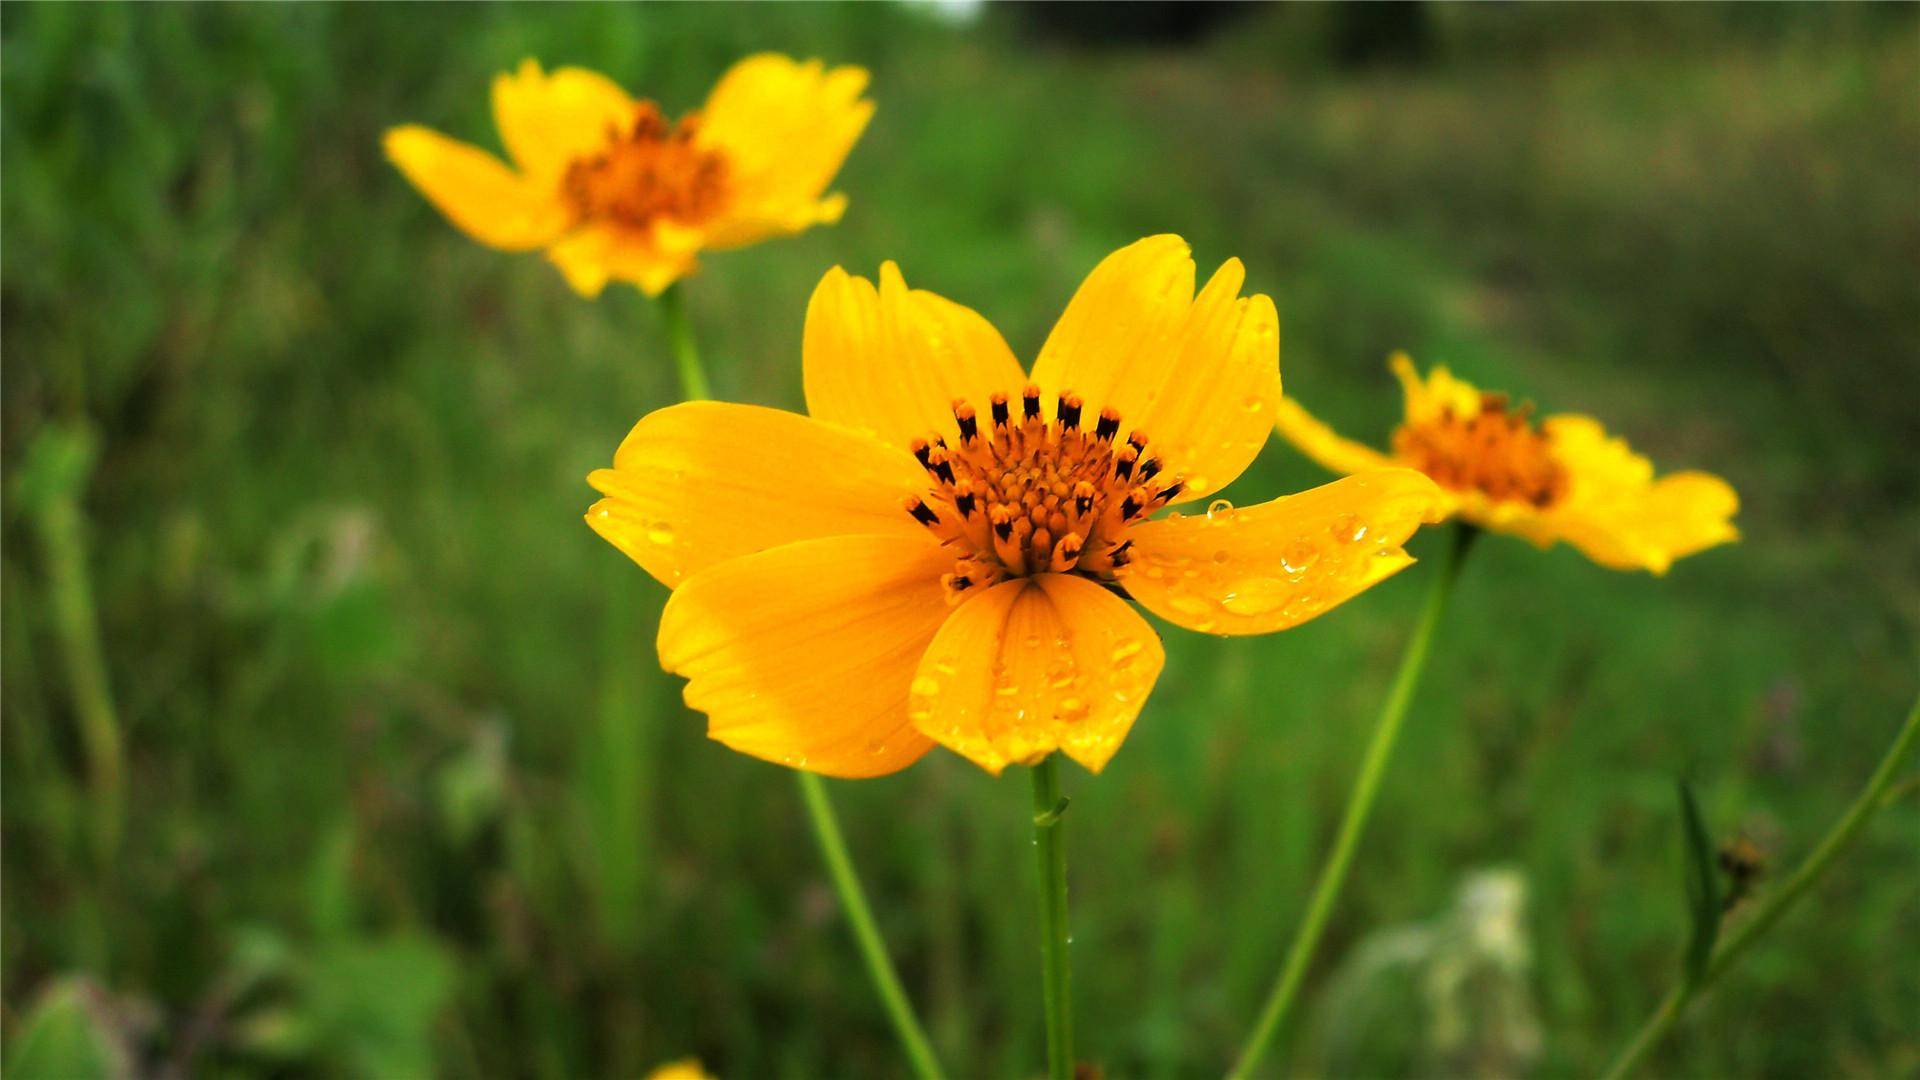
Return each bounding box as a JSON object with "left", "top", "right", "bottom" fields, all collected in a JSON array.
[{"left": 3, "top": 4, "right": 1916, "bottom": 1076}]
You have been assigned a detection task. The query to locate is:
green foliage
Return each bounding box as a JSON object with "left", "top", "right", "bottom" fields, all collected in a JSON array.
[
  {"left": 5, "top": 979, "right": 127, "bottom": 1080},
  {"left": 1675, "top": 782, "right": 1722, "bottom": 991},
  {"left": 4, "top": 4, "right": 1917, "bottom": 1077}
]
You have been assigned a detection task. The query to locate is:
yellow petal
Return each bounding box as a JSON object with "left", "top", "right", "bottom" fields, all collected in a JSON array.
[
  {"left": 384, "top": 125, "right": 571, "bottom": 250},
  {"left": 644, "top": 1061, "right": 713, "bottom": 1080},
  {"left": 1537, "top": 415, "right": 1739, "bottom": 573},
  {"left": 546, "top": 222, "right": 701, "bottom": 298},
  {"left": 1030, "top": 235, "right": 1281, "bottom": 501},
  {"left": 658, "top": 535, "right": 952, "bottom": 778},
  {"left": 491, "top": 59, "right": 637, "bottom": 185},
  {"left": 1272, "top": 396, "right": 1401, "bottom": 477},
  {"left": 1392, "top": 351, "right": 1482, "bottom": 424},
  {"left": 909, "top": 574, "right": 1164, "bottom": 775},
  {"left": 586, "top": 401, "right": 931, "bottom": 587},
  {"left": 802, "top": 263, "right": 1026, "bottom": 449},
  {"left": 698, "top": 54, "right": 873, "bottom": 248},
  {"left": 1121, "top": 469, "right": 1445, "bottom": 635}
]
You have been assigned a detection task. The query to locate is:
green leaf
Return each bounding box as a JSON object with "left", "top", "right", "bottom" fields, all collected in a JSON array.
[
  {"left": 306, "top": 936, "right": 456, "bottom": 1078},
  {"left": 1676, "top": 780, "right": 1722, "bottom": 988},
  {"left": 4, "top": 977, "right": 126, "bottom": 1080}
]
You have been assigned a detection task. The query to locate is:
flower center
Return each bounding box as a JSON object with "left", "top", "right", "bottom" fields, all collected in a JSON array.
[
  {"left": 561, "top": 103, "right": 729, "bottom": 230},
  {"left": 1392, "top": 392, "right": 1566, "bottom": 507},
  {"left": 904, "top": 385, "right": 1187, "bottom": 603}
]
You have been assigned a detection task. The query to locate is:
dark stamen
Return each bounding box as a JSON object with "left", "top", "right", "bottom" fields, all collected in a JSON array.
[
  {"left": 953, "top": 400, "right": 978, "bottom": 443},
  {"left": 1137, "top": 458, "right": 1163, "bottom": 482},
  {"left": 1056, "top": 395, "right": 1082, "bottom": 430},
  {"left": 910, "top": 438, "right": 932, "bottom": 468},
  {"left": 1022, "top": 385, "right": 1042, "bottom": 420},
  {"left": 1095, "top": 408, "right": 1120, "bottom": 441},
  {"left": 906, "top": 499, "right": 939, "bottom": 526},
  {"left": 990, "top": 393, "right": 1011, "bottom": 428}
]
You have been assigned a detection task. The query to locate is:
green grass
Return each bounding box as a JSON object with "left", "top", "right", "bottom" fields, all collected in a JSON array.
[{"left": 4, "top": 4, "right": 1917, "bottom": 1077}]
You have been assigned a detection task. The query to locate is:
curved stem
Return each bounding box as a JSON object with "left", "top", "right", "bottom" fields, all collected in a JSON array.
[
  {"left": 797, "top": 772, "right": 947, "bottom": 1080},
  {"left": 1030, "top": 753, "right": 1075, "bottom": 1080},
  {"left": 1228, "top": 522, "right": 1476, "bottom": 1079},
  {"left": 656, "top": 283, "right": 711, "bottom": 402},
  {"left": 1599, "top": 692, "right": 1920, "bottom": 1080}
]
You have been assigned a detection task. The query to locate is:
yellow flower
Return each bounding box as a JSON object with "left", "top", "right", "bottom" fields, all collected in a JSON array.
[
  {"left": 1274, "top": 353, "right": 1739, "bottom": 574},
  {"left": 384, "top": 55, "right": 872, "bottom": 297},
  {"left": 586, "top": 237, "right": 1446, "bottom": 777}
]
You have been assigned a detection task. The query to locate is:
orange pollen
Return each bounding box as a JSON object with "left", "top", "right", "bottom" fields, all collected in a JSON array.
[
  {"left": 561, "top": 102, "right": 729, "bottom": 229},
  {"left": 906, "top": 386, "right": 1184, "bottom": 604},
  {"left": 1392, "top": 392, "right": 1567, "bottom": 507}
]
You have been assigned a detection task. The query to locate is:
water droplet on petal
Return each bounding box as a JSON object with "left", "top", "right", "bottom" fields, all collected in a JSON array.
[
  {"left": 1221, "top": 577, "right": 1292, "bottom": 617},
  {"left": 1206, "top": 498, "right": 1234, "bottom": 520},
  {"left": 646, "top": 522, "right": 675, "bottom": 545},
  {"left": 910, "top": 676, "right": 941, "bottom": 698}
]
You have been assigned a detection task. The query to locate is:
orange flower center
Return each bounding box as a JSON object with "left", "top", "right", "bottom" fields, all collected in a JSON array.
[
  {"left": 561, "top": 103, "right": 730, "bottom": 230},
  {"left": 1392, "top": 392, "right": 1566, "bottom": 507},
  {"left": 904, "top": 385, "right": 1187, "bottom": 602}
]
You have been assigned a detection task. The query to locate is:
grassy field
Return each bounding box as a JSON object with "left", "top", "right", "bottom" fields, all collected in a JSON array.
[{"left": 4, "top": 4, "right": 1917, "bottom": 1077}]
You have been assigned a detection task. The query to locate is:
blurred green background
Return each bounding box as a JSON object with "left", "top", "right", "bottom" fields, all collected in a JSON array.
[{"left": 4, "top": 3, "right": 1917, "bottom": 1077}]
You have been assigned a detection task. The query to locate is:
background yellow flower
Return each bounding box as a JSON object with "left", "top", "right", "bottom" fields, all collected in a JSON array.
[
  {"left": 385, "top": 54, "right": 871, "bottom": 296},
  {"left": 1276, "top": 354, "right": 1739, "bottom": 573}
]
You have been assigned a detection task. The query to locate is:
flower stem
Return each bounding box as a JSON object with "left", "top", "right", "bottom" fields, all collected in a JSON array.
[
  {"left": 797, "top": 771, "right": 946, "bottom": 1080},
  {"left": 1599, "top": 691, "right": 1920, "bottom": 1080},
  {"left": 1228, "top": 522, "right": 1476, "bottom": 1079},
  {"left": 1030, "top": 752, "right": 1074, "bottom": 1080},
  {"left": 16, "top": 425, "right": 124, "bottom": 865},
  {"left": 648, "top": 287, "right": 942, "bottom": 1078},
  {"left": 656, "top": 283, "right": 711, "bottom": 402}
]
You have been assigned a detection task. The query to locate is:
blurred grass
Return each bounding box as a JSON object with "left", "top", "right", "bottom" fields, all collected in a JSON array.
[{"left": 4, "top": 3, "right": 1918, "bottom": 1077}]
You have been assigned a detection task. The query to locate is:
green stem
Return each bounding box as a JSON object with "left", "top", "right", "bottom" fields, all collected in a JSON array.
[
  {"left": 1030, "top": 753, "right": 1074, "bottom": 1080},
  {"left": 656, "top": 283, "right": 711, "bottom": 402},
  {"left": 647, "top": 288, "right": 941, "bottom": 1077},
  {"left": 797, "top": 772, "right": 946, "bottom": 1080},
  {"left": 18, "top": 426, "right": 124, "bottom": 863},
  {"left": 1599, "top": 691, "right": 1920, "bottom": 1080},
  {"left": 1228, "top": 522, "right": 1475, "bottom": 1079}
]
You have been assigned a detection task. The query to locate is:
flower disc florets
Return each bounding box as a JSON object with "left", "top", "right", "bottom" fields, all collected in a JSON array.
[
  {"left": 903, "top": 384, "right": 1188, "bottom": 602},
  {"left": 561, "top": 103, "right": 730, "bottom": 229},
  {"left": 1392, "top": 392, "right": 1567, "bottom": 508}
]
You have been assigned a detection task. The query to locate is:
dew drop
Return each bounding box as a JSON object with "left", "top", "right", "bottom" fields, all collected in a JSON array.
[
  {"left": 646, "top": 522, "right": 675, "bottom": 545},
  {"left": 1220, "top": 577, "right": 1292, "bottom": 617},
  {"left": 1206, "top": 498, "right": 1234, "bottom": 520},
  {"left": 1212, "top": 549, "right": 1231, "bottom": 564},
  {"left": 1111, "top": 639, "right": 1145, "bottom": 666},
  {"left": 910, "top": 676, "right": 941, "bottom": 698},
  {"left": 1241, "top": 395, "right": 1266, "bottom": 413},
  {"left": 1169, "top": 593, "right": 1213, "bottom": 616}
]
